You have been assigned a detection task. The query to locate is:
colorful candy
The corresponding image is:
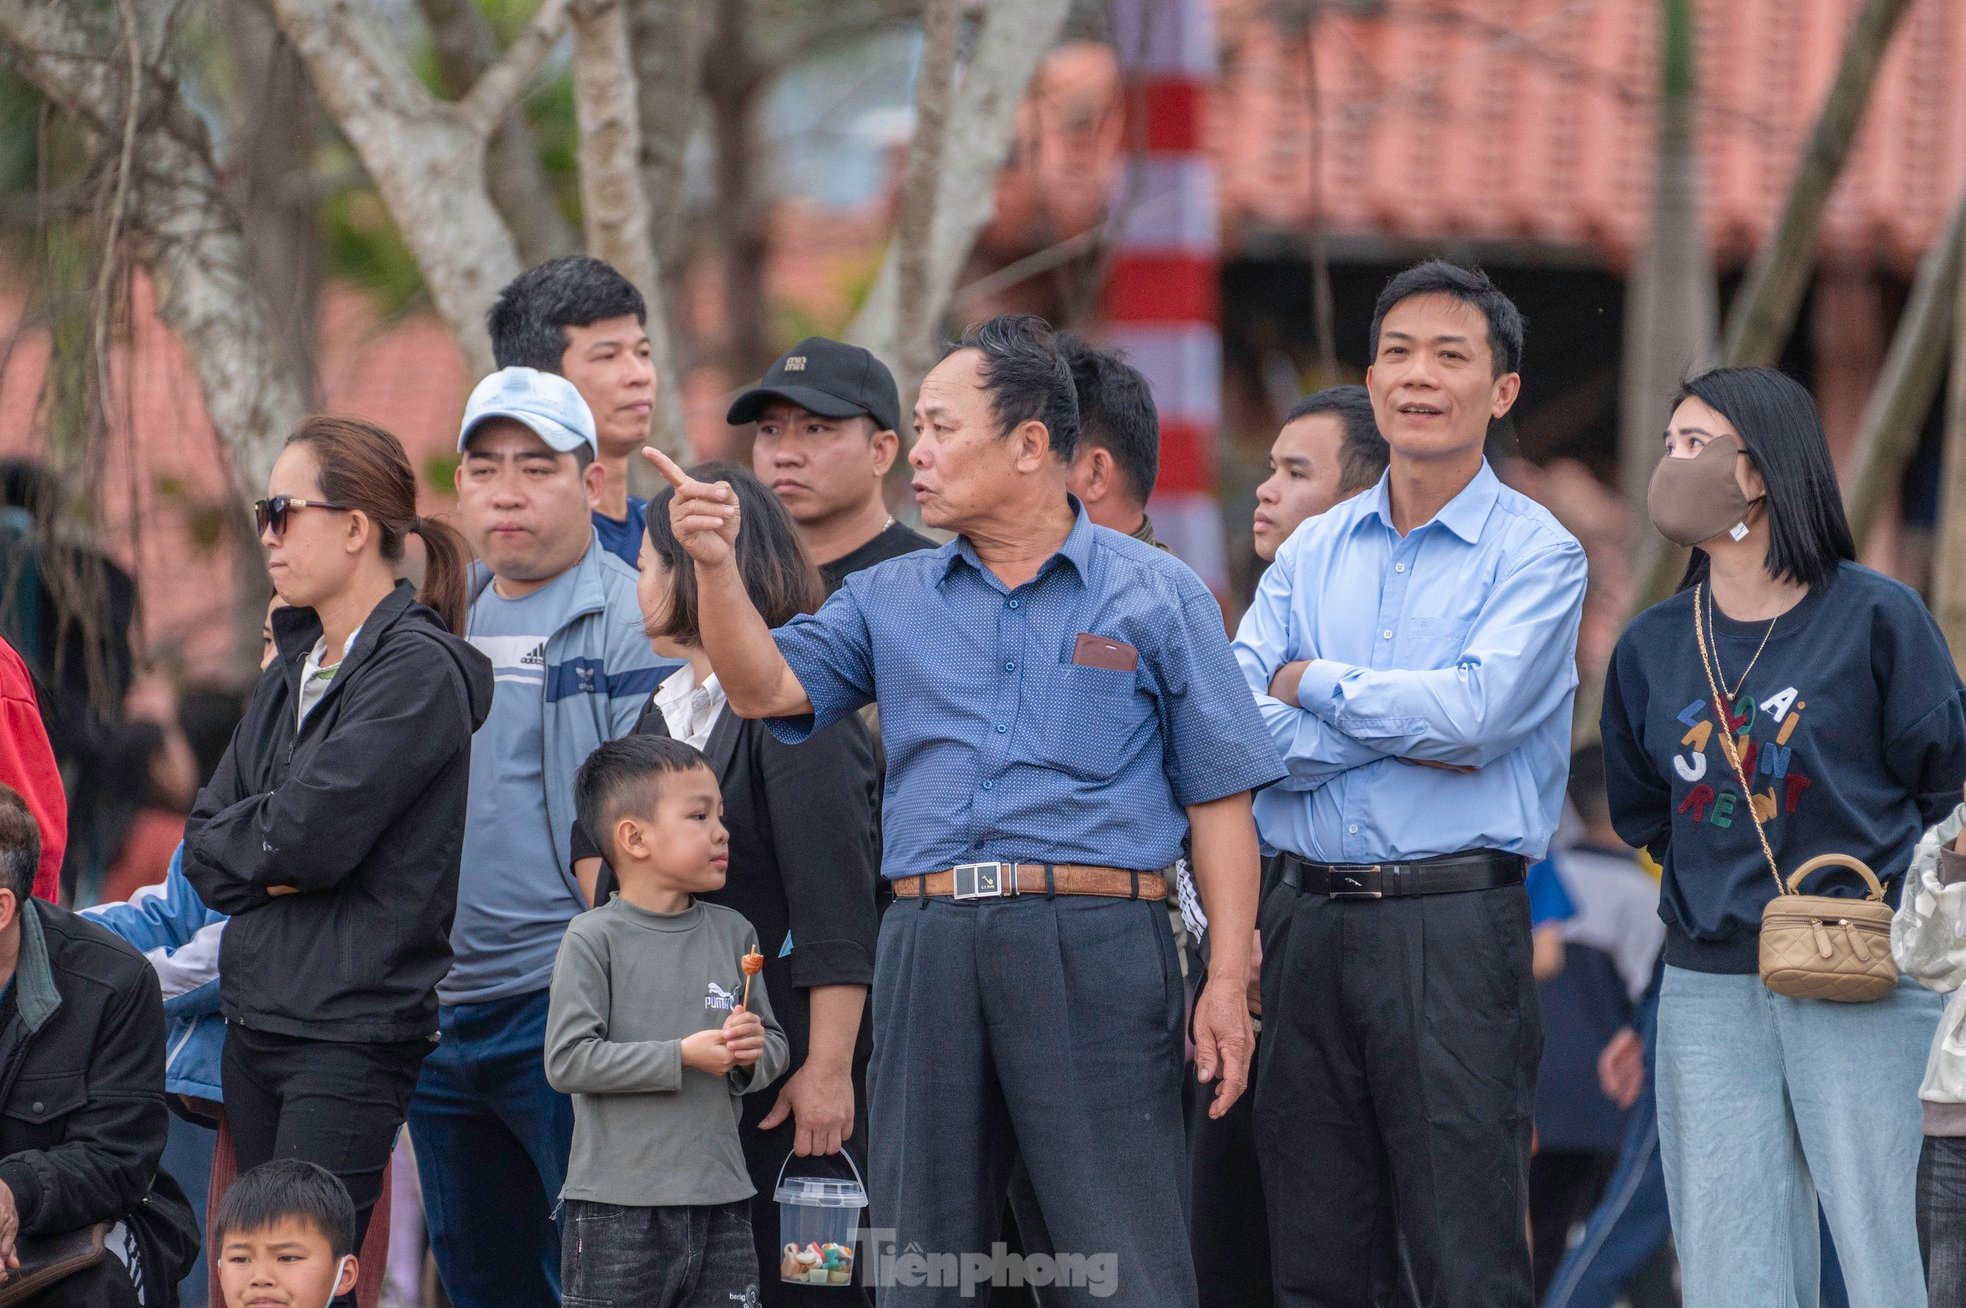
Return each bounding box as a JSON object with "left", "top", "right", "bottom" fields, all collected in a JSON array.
[{"left": 779, "top": 1239, "right": 853, "bottom": 1285}]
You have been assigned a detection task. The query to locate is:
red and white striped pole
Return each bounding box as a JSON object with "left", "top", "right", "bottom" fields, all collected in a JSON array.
[{"left": 1102, "top": 0, "right": 1224, "bottom": 591}]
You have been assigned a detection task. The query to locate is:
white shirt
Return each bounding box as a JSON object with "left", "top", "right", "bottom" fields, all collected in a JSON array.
[
  {"left": 654, "top": 662, "right": 727, "bottom": 750},
  {"left": 296, "top": 628, "right": 360, "bottom": 729}
]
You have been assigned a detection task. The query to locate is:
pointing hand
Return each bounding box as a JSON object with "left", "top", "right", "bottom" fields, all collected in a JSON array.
[{"left": 644, "top": 447, "right": 739, "bottom": 568}]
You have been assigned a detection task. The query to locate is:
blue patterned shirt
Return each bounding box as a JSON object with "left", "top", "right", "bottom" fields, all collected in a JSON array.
[
  {"left": 767, "top": 499, "right": 1285, "bottom": 878},
  {"left": 1232, "top": 461, "right": 1587, "bottom": 864}
]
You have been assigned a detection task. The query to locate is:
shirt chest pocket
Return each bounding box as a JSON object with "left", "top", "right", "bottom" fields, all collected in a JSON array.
[
  {"left": 3, "top": 1072, "right": 87, "bottom": 1137},
  {"left": 1402, "top": 617, "right": 1473, "bottom": 666},
  {"left": 1037, "top": 660, "right": 1153, "bottom": 782}
]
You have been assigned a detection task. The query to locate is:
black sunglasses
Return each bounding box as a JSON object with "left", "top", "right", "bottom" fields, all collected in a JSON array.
[{"left": 254, "top": 495, "right": 352, "bottom": 537}]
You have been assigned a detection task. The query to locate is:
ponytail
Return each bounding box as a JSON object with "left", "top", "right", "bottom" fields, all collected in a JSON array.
[
  {"left": 408, "top": 515, "right": 472, "bottom": 636},
  {"left": 285, "top": 417, "right": 474, "bottom": 633}
]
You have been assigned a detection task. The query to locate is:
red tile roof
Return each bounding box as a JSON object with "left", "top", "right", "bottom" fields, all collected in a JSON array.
[{"left": 1211, "top": 0, "right": 1966, "bottom": 272}]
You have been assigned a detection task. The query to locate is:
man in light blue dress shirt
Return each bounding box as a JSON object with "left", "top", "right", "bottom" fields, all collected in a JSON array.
[
  {"left": 1233, "top": 261, "right": 1588, "bottom": 1308},
  {"left": 650, "top": 314, "right": 1284, "bottom": 1307}
]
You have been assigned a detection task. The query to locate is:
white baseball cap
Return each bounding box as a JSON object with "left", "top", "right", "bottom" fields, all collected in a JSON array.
[{"left": 457, "top": 367, "right": 599, "bottom": 456}]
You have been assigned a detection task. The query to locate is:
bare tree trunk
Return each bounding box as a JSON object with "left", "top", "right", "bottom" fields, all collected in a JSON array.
[
  {"left": 0, "top": 0, "right": 309, "bottom": 498},
  {"left": 417, "top": 0, "right": 579, "bottom": 266},
  {"left": 1932, "top": 261, "right": 1966, "bottom": 666},
  {"left": 891, "top": 0, "right": 961, "bottom": 405},
  {"left": 223, "top": 0, "right": 323, "bottom": 402},
  {"left": 1621, "top": 0, "right": 1715, "bottom": 510},
  {"left": 266, "top": 0, "right": 570, "bottom": 376},
  {"left": 705, "top": 0, "right": 772, "bottom": 379},
  {"left": 633, "top": 0, "right": 709, "bottom": 311},
  {"left": 1843, "top": 189, "right": 1966, "bottom": 550},
  {"left": 1618, "top": 0, "right": 1717, "bottom": 618},
  {"left": 848, "top": 0, "right": 1073, "bottom": 375},
  {"left": 1718, "top": 0, "right": 1913, "bottom": 368},
  {"left": 569, "top": 0, "right": 689, "bottom": 458}
]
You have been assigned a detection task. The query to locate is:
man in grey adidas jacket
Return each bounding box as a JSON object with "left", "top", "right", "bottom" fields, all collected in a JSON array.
[{"left": 407, "top": 367, "right": 671, "bottom": 1308}]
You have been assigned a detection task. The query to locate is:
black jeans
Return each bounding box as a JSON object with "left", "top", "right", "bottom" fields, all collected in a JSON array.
[
  {"left": 1255, "top": 874, "right": 1540, "bottom": 1308},
  {"left": 561, "top": 1200, "right": 758, "bottom": 1308},
  {"left": 1919, "top": 1134, "right": 1966, "bottom": 1303},
  {"left": 221, "top": 1025, "right": 428, "bottom": 1253}
]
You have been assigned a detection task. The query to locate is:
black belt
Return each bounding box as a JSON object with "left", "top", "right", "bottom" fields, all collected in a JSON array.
[{"left": 1279, "top": 850, "right": 1526, "bottom": 900}]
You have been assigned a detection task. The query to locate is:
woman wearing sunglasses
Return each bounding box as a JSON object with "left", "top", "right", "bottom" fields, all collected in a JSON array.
[
  {"left": 1600, "top": 367, "right": 1966, "bottom": 1308},
  {"left": 184, "top": 417, "right": 493, "bottom": 1286}
]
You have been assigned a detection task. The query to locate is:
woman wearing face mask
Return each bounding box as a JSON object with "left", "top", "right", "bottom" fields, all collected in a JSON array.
[
  {"left": 570, "top": 461, "right": 878, "bottom": 1307},
  {"left": 182, "top": 418, "right": 494, "bottom": 1297},
  {"left": 1600, "top": 367, "right": 1966, "bottom": 1308}
]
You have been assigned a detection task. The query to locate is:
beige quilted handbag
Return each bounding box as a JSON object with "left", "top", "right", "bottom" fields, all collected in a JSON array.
[{"left": 1696, "top": 586, "right": 1897, "bottom": 1002}]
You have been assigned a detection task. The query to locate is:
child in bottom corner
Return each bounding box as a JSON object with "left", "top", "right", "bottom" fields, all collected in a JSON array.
[{"left": 546, "top": 735, "right": 789, "bottom": 1307}]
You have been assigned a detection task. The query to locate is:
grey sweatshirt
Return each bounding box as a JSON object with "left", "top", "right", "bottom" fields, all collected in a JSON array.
[{"left": 545, "top": 895, "right": 790, "bottom": 1206}]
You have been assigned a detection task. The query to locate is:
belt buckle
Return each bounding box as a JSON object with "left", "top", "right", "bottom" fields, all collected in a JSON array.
[
  {"left": 951, "top": 861, "right": 1014, "bottom": 901},
  {"left": 1328, "top": 864, "right": 1384, "bottom": 899}
]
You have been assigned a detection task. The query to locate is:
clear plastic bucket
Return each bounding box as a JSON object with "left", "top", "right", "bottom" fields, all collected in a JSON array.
[{"left": 774, "top": 1150, "right": 867, "bottom": 1287}]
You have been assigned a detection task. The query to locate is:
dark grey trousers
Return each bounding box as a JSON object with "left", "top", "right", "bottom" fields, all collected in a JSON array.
[
  {"left": 869, "top": 894, "right": 1194, "bottom": 1307},
  {"left": 1255, "top": 874, "right": 1541, "bottom": 1308}
]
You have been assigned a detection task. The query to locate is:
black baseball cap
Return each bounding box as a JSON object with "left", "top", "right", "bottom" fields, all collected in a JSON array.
[{"left": 727, "top": 337, "right": 901, "bottom": 435}]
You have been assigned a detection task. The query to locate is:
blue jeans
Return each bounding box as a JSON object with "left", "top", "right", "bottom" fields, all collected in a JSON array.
[
  {"left": 407, "top": 987, "right": 575, "bottom": 1308},
  {"left": 1656, "top": 966, "right": 1938, "bottom": 1308}
]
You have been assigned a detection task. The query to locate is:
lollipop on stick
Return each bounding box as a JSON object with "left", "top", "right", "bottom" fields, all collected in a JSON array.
[{"left": 739, "top": 949, "right": 764, "bottom": 1011}]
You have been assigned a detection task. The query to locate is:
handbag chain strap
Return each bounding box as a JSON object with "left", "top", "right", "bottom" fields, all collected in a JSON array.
[{"left": 1693, "top": 583, "right": 1788, "bottom": 898}]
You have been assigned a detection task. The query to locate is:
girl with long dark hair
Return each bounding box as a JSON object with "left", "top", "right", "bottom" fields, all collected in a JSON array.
[
  {"left": 183, "top": 418, "right": 493, "bottom": 1285},
  {"left": 1602, "top": 367, "right": 1966, "bottom": 1307}
]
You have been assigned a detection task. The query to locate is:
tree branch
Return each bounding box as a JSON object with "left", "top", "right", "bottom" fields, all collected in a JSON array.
[
  {"left": 891, "top": 0, "right": 958, "bottom": 394},
  {"left": 0, "top": 0, "right": 309, "bottom": 498},
  {"left": 1842, "top": 188, "right": 1966, "bottom": 550},
  {"left": 1718, "top": 0, "right": 1914, "bottom": 368},
  {"left": 848, "top": 0, "right": 1073, "bottom": 373},
  {"left": 569, "top": 0, "right": 688, "bottom": 458},
  {"left": 418, "top": 0, "right": 577, "bottom": 263},
  {"left": 457, "top": 0, "right": 572, "bottom": 141},
  {"left": 269, "top": 0, "right": 524, "bottom": 373}
]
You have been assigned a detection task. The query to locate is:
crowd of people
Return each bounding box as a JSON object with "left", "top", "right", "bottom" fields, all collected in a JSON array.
[{"left": 0, "top": 251, "right": 1960, "bottom": 1308}]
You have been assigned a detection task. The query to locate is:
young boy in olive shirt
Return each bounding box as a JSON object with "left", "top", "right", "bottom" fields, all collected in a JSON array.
[{"left": 546, "top": 735, "right": 789, "bottom": 1306}]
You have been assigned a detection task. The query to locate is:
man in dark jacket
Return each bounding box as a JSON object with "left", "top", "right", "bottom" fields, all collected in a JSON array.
[{"left": 0, "top": 783, "right": 191, "bottom": 1306}]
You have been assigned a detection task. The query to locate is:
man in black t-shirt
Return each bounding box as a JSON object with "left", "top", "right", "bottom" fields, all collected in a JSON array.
[{"left": 734, "top": 338, "right": 933, "bottom": 593}]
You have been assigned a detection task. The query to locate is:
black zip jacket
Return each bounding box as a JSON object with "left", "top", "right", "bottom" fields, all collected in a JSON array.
[{"left": 183, "top": 582, "right": 494, "bottom": 1042}]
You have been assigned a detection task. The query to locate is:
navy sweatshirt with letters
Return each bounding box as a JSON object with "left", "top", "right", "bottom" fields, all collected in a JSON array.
[{"left": 1602, "top": 561, "right": 1966, "bottom": 974}]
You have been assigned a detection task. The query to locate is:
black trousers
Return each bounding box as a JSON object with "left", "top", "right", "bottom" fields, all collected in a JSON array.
[
  {"left": 1526, "top": 1148, "right": 1615, "bottom": 1301},
  {"left": 1188, "top": 1027, "right": 1273, "bottom": 1308},
  {"left": 222, "top": 1024, "right": 428, "bottom": 1256},
  {"left": 1254, "top": 874, "right": 1540, "bottom": 1308}
]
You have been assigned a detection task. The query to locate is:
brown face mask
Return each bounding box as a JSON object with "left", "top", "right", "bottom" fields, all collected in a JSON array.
[{"left": 1647, "top": 433, "right": 1762, "bottom": 548}]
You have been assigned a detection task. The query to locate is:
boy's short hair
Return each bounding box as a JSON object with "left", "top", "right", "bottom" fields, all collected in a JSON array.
[
  {"left": 0, "top": 784, "right": 38, "bottom": 904},
  {"left": 574, "top": 735, "right": 714, "bottom": 865},
  {"left": 214, "top": 1160, "right": 356, "bottom": 1259}
]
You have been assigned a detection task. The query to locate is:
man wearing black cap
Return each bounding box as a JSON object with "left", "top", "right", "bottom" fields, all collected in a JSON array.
[{"left": 734, "top": 337, "right": 934, "bottom": 593}]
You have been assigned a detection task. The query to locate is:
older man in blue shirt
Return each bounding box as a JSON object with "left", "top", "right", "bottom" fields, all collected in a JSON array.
[
  {"left": 1234, "top": 262, "right": 1587, "bottom": 1308},
  {"left": 649, "top": 313, "right": 1282, "bottom": 1307}
]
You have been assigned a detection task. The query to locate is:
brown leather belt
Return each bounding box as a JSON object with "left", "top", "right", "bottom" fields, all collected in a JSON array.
[{"left": 892, "top": 862, "right": 1167, "bottom": 902}]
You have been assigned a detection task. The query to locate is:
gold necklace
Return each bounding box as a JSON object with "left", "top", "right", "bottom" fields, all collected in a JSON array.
[{"left": 1703, "top": 583, "right": 1777, "bottom": 701}]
